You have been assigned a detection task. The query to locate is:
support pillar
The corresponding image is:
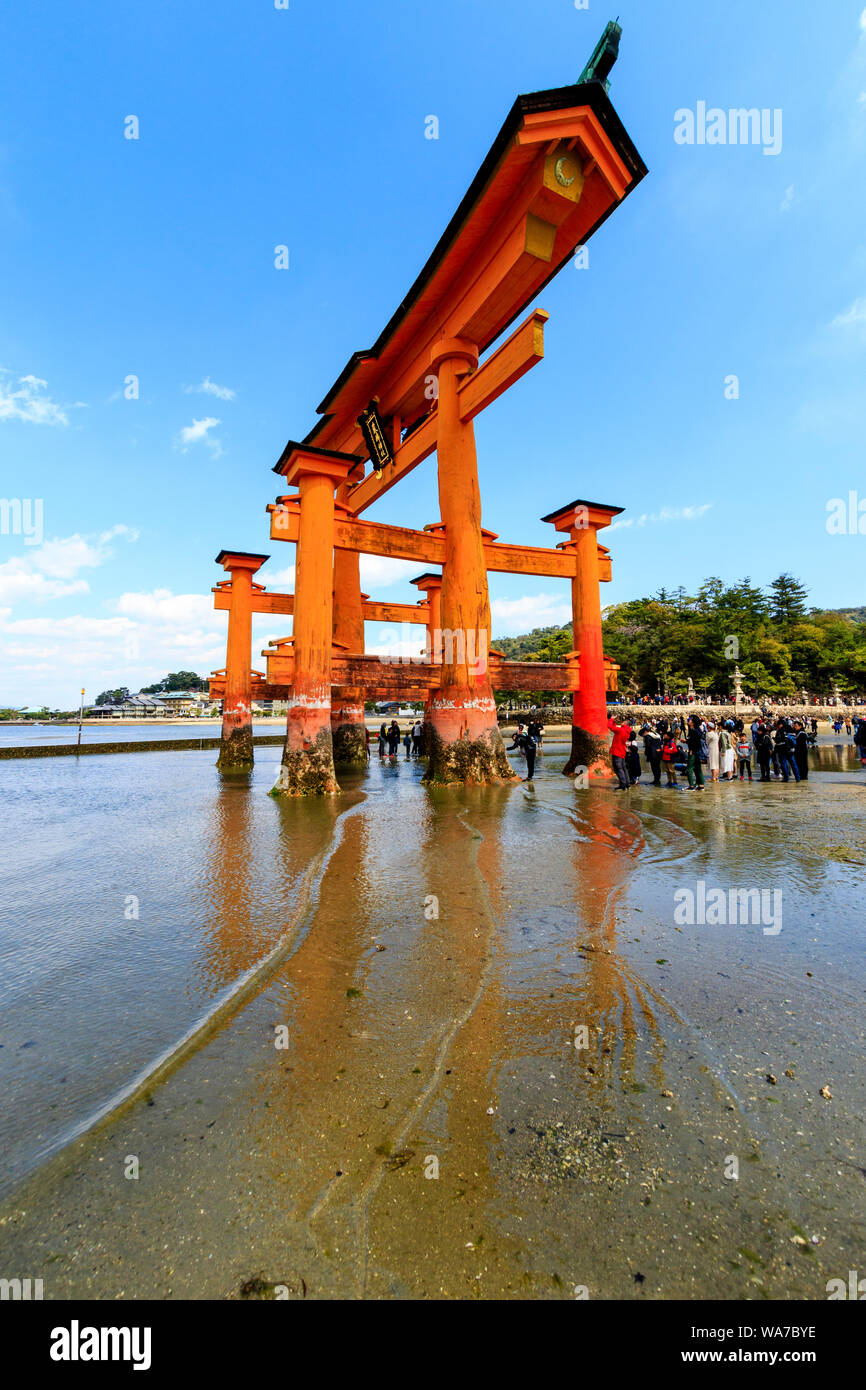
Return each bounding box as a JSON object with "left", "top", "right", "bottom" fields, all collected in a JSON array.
[
  {"left": 331, "top": 549, "right": 367, "bottom": 765},
  {"left": 411, "top": 571, "right": 442, "bottom": 755},
  {"left": 542, "top": 500, "right": 623, "bottom": 777},
  {"left": 423, "top": 340, "right": 514, "bottom": 784},
  {"left": 215, "top": 550, "right": 268, "bottom": 772},
  {"left": 271, "top": 445, "right": 359, "bottom": 796}
]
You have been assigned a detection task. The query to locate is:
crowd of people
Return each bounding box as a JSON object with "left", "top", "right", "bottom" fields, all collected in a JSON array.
[
  {"left": 368, "top": 709, "right": 866, "bottom": 789},
  {"left": 606, "top": 711, "right": 866, "bottom": 791},
  {"left": 373, "top": 718, "right": 424, "bottom": 759},
  {"left": 613, "top": 693, "right": 866, "bottom": 708}
]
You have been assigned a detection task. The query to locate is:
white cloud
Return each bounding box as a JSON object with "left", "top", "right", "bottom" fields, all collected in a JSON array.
[
  {"left": 860, "top": 7, "right": 866, "bottom": 33},
  {"left": 263, "top": 557, "right": 416, "bottom": 593},
  {"left": 0, "top": 526, "right": 137, "bottom": 603},
  {"left": 359, "top": 555, "right": 419, "bottom": 589},
  {"left": 177, "top": 416, "right": 222, "bottom": 455},
  {"left": 831, "top": 296, "right": 866, "bottom": 327},
  {"left": 609, "top": 503, "right": 713, "bottom": 531},
  {"left": 114, "top": 589, "right": 215, "bottom": 625},
  {"left": 0, "top": 588, "right": 230, "bottom": 706},
  {"left": 266, "top": 562, "right": 296, "bottom": 589},
  {"left": 780, "top": 184, "right": 795, "bottom": 212},
  {"left": 184, "top": 376, "right": 236, "bottom": 402},
  {"left": 490, "top": 593, "right": 572, "bottom": 635},
  {"left": 0, "top": 569, "right": 89, "bottom": 605},
  {"left": 0, "top": 371, "right": 71, "bottom": 426},
  {"left": 366, "top": 632, "right": 426, "bottom": 661}
]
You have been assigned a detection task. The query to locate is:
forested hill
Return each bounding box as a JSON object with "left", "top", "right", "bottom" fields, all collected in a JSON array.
[{"left": 492, "top": 578, "right": 866, "bottom": 695}]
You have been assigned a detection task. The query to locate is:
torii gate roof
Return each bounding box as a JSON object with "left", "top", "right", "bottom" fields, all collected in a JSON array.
[{"left": 292, "top": 79, "right": 646, "bottom": 468}]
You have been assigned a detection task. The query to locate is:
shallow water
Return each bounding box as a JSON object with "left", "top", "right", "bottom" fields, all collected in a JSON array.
[
  {"left": 0, "top": 745, "right": 334, "bottom": 1193},
  {"left": 1, "top": 737, "right": 864, "bottom": 1297},
  {"left": 0, "top": 720, "right": 280, "bottom": 746}
]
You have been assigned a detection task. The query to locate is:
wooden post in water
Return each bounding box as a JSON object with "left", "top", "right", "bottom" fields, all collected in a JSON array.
[
  {"left": 330, "top": 549, "right": 367, "bottom": 766},
  {"left": 271, "top": 444, "right": 359, "bottom": 796},
  {"left": 542, "top": 500, "right": 622, "bottom": 779},
  {"left": 424, "top": 339, "right": 514, "bottom": 785},
  {"left": 215, "top": 550, "right": 269, "bottom": 773}
]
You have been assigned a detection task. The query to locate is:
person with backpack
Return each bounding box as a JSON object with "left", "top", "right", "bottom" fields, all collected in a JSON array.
[
  {"left": 686, "top": 714, "right": 705, "bottom": 790},
  {"left": 773, "top": 721, "right": 800, "bottom": 783},
  {"left": 508, "top": 723, "right": 536, "bottom": 781},
  {"left": 755, "top": 724, "right": 773, "bottom": 781}
]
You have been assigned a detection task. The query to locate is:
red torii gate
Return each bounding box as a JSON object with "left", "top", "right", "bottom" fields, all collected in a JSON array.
[{"left": 210, "top": 52, "right": 645, "bottom": 791}]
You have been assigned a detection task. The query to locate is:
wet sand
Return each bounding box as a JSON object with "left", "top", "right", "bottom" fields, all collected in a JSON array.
[{"left": 1, "top": 739, "right": 864, "bottom": 1299}]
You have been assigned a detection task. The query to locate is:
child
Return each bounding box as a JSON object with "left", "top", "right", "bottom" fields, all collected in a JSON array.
[
  {"left": 625, "top": 732, "right": 642, "bottom": 785},
  {"left": 736, "top": 734, "right": 752, "bottom": 782},
  {"left": 662, "top": 732, "right": 679, "bottom": 787}
]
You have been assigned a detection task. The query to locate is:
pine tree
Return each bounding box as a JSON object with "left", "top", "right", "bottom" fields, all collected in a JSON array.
[{"left": 767, "top": 574, "right": 808, "bottom": 626}]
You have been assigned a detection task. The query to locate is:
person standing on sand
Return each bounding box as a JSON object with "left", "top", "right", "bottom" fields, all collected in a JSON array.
[
  {"left": 793, "top": 721, "right": 810, "bottom": 781},
  {"left": 607, "top": 715, "right": 631, "bottom": 791},
  {"left": 662, "top": 730, "right": 679, "bottom": 787},
  {"left": 755, "top": 723, "right": 773, "bottom": 781},
  {"left": 719, "top": 725, "right": 735, "bottom": 781},
  {"left": 642, "top": 723, "right": 663, "bottom": 786},
  {"left": 706, "top": 722, "right": 720, "bottom": 782},
  {"left": 773, "top": 721, "right": 799, "bottom": 783},
  {"left": 508, "top": 724, "right": 536, "bottom": 781},
  {"left": 625, "top": 731, "right": 642, "bottom": 785},
  {"left": 736, "top": 732, "right": 752, "bottom": 782},
  {"left": 686, "top": 715, "right": 705, "bottom": 790}
]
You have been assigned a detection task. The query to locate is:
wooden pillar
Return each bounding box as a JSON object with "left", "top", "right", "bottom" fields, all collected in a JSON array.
[
  {"left": 271, "top": 445, "right": 359, "bottom": 796},
  {"left": 423, "top": 339, "right": 514, "bottom": 784},
  {"left": 215, "top": 550, "right": 268, "bottom": 772},
  {"left": 543, "top": 500, "right": 623, "bottom": 777},
  {"left": 411, "top": 571, "right": 442, "bottom": 752},
  {"left": 331, "top": 549, "right": 367, "bottom": 765}
]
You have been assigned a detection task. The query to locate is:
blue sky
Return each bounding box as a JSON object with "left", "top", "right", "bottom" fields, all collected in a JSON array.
[{"left": 1, "top": 0, "right": 865, "bottom": 707}]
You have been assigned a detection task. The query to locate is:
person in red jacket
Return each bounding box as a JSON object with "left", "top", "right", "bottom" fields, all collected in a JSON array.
[{"left": 608, "top": 716, "right": 631, "bottom": 790}]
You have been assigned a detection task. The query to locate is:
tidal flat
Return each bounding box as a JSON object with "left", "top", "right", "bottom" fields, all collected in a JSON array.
[{"left": 0, "top": 738, "right": 863, "bottom": 1299}]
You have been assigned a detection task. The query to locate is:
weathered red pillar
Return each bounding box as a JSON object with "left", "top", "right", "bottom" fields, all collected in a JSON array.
[
  {"left": 330, "top": 549, "right": 367, "bottom": 765},
  {"left": 542, "top": 500, "right": 622, "bottom": 777},
  {"left": 271, "top": 444, "right": 359, "bottom": 796},
  {"left": 215, "top": 550, "right": 268, "bottom": 773},
  {"left": 423, "top": 340, "right": 514, "bottom": 784},
  {"left": 411, "top": 571, "right": 441, "bottom": 752}
]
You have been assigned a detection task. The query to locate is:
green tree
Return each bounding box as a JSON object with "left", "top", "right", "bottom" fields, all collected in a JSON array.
[
  {"left": 95, "top": 687, "right": 130, "bottom": 706},
  {"left": 768, "top": 573, "right": 808, "bottom": 627}
]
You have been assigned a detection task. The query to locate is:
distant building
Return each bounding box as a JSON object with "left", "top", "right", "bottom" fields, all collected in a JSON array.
[
  {"left": 87, "top": 693, "right": 170, "bottom": 719},
  {"left": 155, "top": 690, "right": 211, "bottom": 715}
]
